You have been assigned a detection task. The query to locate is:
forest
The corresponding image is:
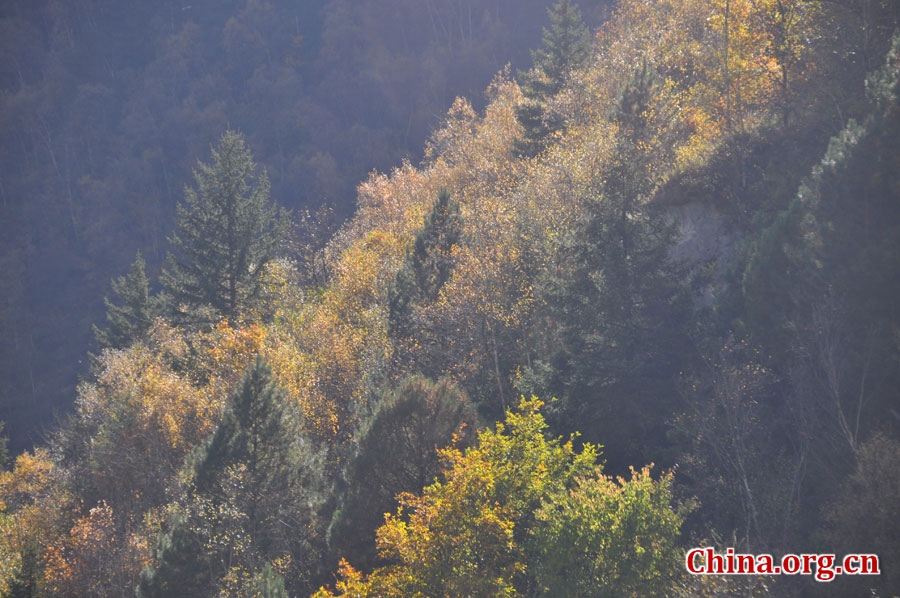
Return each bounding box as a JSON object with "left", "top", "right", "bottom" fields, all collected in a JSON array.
[
  {"left": 1, "top": 0, "right": 899, "bottom": 597},
  {"left": 0, "top": 0, "right": 612, "bottom": 451}
]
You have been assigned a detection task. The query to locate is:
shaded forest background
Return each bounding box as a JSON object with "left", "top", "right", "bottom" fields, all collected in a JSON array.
[
  {"left": 1, "top": 0, "right": 899, "bottom": 596},
  {"left": 0, "top": 0, "right": 610, "bottom": 451}
]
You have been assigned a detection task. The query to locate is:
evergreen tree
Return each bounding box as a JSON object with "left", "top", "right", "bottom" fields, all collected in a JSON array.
[
  {"left": 534, "top": 64, "right": 693, "bottom": 472},
  {"left": 514, "top": 0, "right": 591, "bottom": 157},
  {"left": 196, "top": 356, "right": 325, "bottom": 580},
  {"left": 139, "top": 357, "right": 326, "bottom": 597},
  {"left": 388, "top": 189, "right": 461, "bottom": 375},
  {"left": 93, "top": 251, "right": 155, "bottom": 350},
  {"left": 191, "top": 357, "right": 321, "bottom": 506},
  {"left": 328, "top": 375, "right": 478, "bottom": 570},
  {"left": 161, "top": 131, "right": 288, "bottom": 322},
  {"left": 137, "top": 513, "right": 209, "bottom": 598},
  {"left": 742, "top": 32, "right": 900, "bottom": 486},
  {"left": 529, "top": 0, "right": 592, "bottom": 97}
]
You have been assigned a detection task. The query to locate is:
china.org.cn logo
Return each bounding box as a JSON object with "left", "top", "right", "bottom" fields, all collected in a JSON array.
[{"left": 686, "top": 547, "right": 880, "bottom": 582}]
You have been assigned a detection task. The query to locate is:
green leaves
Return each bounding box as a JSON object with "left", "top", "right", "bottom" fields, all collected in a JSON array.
[
  {"left": 317, "top": 399, "right": 685, "bottom": 598},
  {"left": 532, "top": 466, "right": 686, "bottom": 598},
  {"left": 161, "top": 131, "right": 289, "bottom": 322},
  {"left": 94, "top": 251, "right": 157, "bottom": 350}
]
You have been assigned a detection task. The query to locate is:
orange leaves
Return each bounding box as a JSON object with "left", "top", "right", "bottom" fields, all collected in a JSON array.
[
  {"left": 194, "top": 319, "right": 267, "bottom": 405},
  {"left": 257, "top": 74, "right": 528, "bottom": 442},
  {"left": 333, "top": 230, "right": 405, "bottom": 313},
  {"left": 203, "top": 320, "right": 266, "bottom": 371},
  {"left": 312, "top": 559, "right": 373, "bottom": 598},
  {"left": 43, "top": 501, "right": 148, "bottom": 597},
  {"left": 0, "top": 450, "right": 70, "bottom": 596},
  {"left": 579, "top": 0, "right": 822, "bottom": 167},
  {"left": 700, "top": 0, "right": 782, "bottom": 130}
]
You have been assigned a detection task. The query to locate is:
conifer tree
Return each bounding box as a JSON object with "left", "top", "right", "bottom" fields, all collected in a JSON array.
[
  {"left": 139, "top": 357, "right": 325, "bottom": 597},
  {"left": 536, "top": 63, "right": 693, "bottom": 471},
  {"left": 388, "top": 189, "right": 461, "bottom": 375},
  {"left": 161, "top": 131, "right": 288, "bottom": 322},
  {"left": 742, "top": 33, "right": 900, "bottom": 484},
  {"left": 515, "top": 0, "right": 591, "bottom": 157},
  {"left": 191, "top": 356, "right": 321, "bottom": 506},
  {"left": 328, "top": 375, "right": 478, "bottom": 570},
  {"left": 529, "top": 0, "right": 592, "bottom": 97},
  {"left": 196, "top": 356, "right": 325, "bottom": 577},
  {"left": 137, "top": 513, "right": 209, "bottom": 598},
  {"left": 93, "top": 251, "right": 155, "bottom": 350}
]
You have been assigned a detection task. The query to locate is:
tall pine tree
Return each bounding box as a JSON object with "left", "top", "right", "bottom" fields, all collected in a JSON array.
[
  {"left": 328, "top": 375, "right": 478, "bottom": 571},
  {"left": 161, "top": 131, "right": 288, "bottom": 322},
  {"left": 514, "top": 0, "right": 591, "bottom": 157},
  {"left": 535, "top": 64, "right": 693, "bottom": 472}
]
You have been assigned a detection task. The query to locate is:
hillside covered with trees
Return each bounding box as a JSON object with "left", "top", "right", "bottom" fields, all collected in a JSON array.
[
  {"left": 0, "top": 0, "right": 611, "bottom": 451},
  {"left": 1, "top": 0, "right": 900, "bottom": 597}
]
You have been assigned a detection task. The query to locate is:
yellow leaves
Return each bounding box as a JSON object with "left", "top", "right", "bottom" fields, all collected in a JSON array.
[
  {"left": 0, "top": 515, "right": 22, "bottom": 596},
  {"left": 198, "top": 320, "right": 266, "bottom": 383},
  {"left": 425, "top": 97, "right": 478, "bottom": 164},
  {"left": 0, "top": 447, "right": 76, "bottom": 595},
  {"left": 354, "top": 162, "right": 433, "bottom": 247},
  {"left": 43, "top": 500, "right": 148, "bottom": 597},
  {"left": 318, "top": 399, "right": 596, "bottom": 598},
  {"left": 80, "top": 341, "right": 216, "bottom": 454},
  {"left": 0, "top": 449, "right": 66, "bottom": 595},
  {"left": 0, "top": 449, "right": 54, "bottom": 511},
  {"left": 313, "top": 559, "right": 373, "bottom": 598},
  {"left": 333, "top": 230, "right": 405, "bottom": 313}
]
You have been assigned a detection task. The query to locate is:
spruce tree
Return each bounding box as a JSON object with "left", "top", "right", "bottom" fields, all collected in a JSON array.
[
  {"left": 191, "top": 356, "right": 320, "bottom": 504},
  {"left": 328, "top": 375, "right": 478, "bottom": 570},
  {"left": 515, "top": 0, "right": 591, "bottom": 157},
  {"left": 537, "top": 64, "right": 693, "bottom": 472},
  {"left": 388, "top": 189, "right": 461, "bottom": 375},
  {"left": 191, "top": 357, "right": 325, "bottom": 570},
  {"left": 139, "top": 357, "right": 325, "bottom": 597},
  {"left": 136, "top": 513, "right": 209, "bottom": 598},
  {"left": 93, "top": 251, "right": 155, "bottom": 350},
  {"left": 161, "top": 131, "right": 287, "bottom": 322},
  {"left": 529, "top": 0, "right": 592, "bottom": 97}
]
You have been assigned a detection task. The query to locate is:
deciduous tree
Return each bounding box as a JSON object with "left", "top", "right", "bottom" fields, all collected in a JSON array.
[{"left": 315, "top": 399, "right": 685, "bottom": 598}]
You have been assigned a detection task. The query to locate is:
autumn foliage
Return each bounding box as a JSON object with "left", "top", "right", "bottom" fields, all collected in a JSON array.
[{"left": 2, "top": 1, "right": 899, "bottom": 597}]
